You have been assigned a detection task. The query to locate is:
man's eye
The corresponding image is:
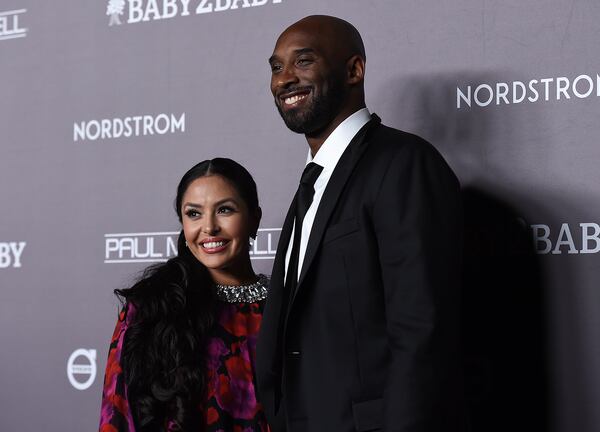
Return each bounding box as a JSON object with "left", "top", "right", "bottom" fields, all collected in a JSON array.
[
  {"left": 270, "top": 63, "right": 282, "bottom": 72},
  {"left": 297, "top": 57, "right": 313, "bottom": 65}
]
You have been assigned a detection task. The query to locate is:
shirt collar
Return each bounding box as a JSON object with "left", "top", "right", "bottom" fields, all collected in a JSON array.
[{"left": 307, "top": 108, "right": 371, "bottom": 171}]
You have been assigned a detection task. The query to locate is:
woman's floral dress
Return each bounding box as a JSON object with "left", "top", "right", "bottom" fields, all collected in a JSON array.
[{"left": 99, "top": 298, "right": 269, "bottom": 432}]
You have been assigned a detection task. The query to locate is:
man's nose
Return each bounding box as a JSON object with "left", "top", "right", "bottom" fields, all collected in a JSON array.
[{"left": 275, "top": 65, "right": 299, "bottom": 89}]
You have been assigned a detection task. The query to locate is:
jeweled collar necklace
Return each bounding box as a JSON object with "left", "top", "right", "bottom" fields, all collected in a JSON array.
[{"left": 214, "top": 274, "right": 269, "bottom": 303}]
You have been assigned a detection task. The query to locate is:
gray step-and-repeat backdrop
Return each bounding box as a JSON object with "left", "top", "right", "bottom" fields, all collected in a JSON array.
[{"left": 1, "top": 1, "right": 599, "bottom": 431}]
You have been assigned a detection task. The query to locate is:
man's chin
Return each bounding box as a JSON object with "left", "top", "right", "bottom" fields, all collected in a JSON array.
[
  {"left": 278, "top": 109, "right": 314, "bottom": 134},
  {"left": 283, "top": 121, "right": 312, "bottom": 134}
]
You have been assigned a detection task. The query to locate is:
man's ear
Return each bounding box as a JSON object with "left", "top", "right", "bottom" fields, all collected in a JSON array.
[{"left": 346, "top": 55, "right": 365, "bottom": 85}]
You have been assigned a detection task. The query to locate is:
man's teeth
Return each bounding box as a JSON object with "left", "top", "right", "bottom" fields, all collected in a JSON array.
[
  {"left": 203, "top": 241, "right": 226, "bottom": 248},
  {"left": 284, "top": 94, "right": 307, "bottom": 105}
]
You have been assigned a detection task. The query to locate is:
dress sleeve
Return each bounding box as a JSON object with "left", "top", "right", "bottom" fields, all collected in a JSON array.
[{"left": 99, "top": 304, "right": 137, "bottom": 432}]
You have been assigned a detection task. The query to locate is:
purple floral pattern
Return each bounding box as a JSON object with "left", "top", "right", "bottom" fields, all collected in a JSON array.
[{"left": 99, "top": 301, "right": 269, "bottom": 431}]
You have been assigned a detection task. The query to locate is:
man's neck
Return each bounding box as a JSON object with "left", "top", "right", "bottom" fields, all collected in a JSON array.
[{"left": 305, "top": 104, "right": 366, "bottom": 157}]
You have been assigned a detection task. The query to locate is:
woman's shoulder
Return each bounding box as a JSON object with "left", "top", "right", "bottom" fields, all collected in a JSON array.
[{"left": 116, "top": 301, "right": 137, "bottom": 328}]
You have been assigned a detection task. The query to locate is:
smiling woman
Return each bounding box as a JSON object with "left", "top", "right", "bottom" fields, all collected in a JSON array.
[
  {"left": 181, "top": 174, "right": 260, "bottom": 285},
  {"left": 99, "top": 158, "right": 270, "bottom": 432}
]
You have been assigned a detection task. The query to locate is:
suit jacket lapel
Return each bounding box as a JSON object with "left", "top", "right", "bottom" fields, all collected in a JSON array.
[
  {"left": 259, "top": 191, "right": 296, "bottom": 379},
  {"left": 289, "top": 115, "right": 381, "bottom": 307},
  {"left": 271, "top": 192, "right": 297, "bottom": 291}
]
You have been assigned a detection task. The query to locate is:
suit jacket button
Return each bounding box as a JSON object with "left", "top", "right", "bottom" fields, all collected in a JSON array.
[{"left": 286, "top": 350, "right": 301, "bottom": 359}]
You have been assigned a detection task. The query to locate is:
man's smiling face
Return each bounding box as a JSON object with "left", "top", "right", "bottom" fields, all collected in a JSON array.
[{"left": 269, "top": 25, "right": 346, "bottom": 135}]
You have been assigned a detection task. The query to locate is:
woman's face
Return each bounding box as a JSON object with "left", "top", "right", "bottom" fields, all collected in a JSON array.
[{"left": 181, "top": 175, "right": 257, "bottom": 279}]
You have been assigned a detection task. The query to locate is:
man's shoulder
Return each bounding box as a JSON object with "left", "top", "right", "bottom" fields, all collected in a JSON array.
[
  {"left": 359, "top": 120, "right": 459, "bottom": 186},
  {"left": 366, "top": 121, "right": 445, "bottom": 162}
]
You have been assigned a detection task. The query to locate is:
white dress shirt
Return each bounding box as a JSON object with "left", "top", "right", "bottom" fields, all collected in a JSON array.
[{"left": 284, "top": 107, "right": 371, "bottom": 282}]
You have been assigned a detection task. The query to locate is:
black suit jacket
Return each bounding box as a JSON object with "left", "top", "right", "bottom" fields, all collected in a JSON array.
[{"left": 256, "top": 115, "right": 464, "bottom": 432}]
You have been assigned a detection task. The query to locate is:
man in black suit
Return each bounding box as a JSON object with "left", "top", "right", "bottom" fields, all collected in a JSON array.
[{"left": 256, "top": 15, "right": 464, "bottom": 432}]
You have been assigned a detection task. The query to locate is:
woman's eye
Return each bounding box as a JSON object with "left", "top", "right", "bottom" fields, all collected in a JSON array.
[
  {"left": 186, "top": 209, "right": 200, "bottom": 218},
  {"left": 218, "top": 206, "right": 234, "bottom": 214}
]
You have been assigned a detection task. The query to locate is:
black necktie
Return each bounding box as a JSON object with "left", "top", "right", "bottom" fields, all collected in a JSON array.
[
  {"left": 273, "top": 162, "right": 323, "bottom": 414},
  {"left": 285, "top": 162, "right": 323, "bottom": 301}
]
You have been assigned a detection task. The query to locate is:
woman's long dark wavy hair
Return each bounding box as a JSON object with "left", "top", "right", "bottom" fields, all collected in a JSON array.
[{"left": 114, "top": 158, "right": 260, "bottom": 431}]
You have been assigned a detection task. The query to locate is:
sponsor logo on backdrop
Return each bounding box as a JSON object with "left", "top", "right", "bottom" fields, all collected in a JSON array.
[
  {"left": 457, "top": 73, "right": 600, "bottom": 109},
  {"left": 249, "top": 228, "right": 280, "bottom": 260},
  {"left": 107, "top": 0, "right": 126, "bottom": 25},
  {"left": 105, "top": 231, "right": 178, "bottom": 263},
  {"left": 532, "top": 223, "right": 600, "bottom": 255},
  {"left": 67, "top": 349, "right": 97, "bottom": 390},
  {"left": 0, "top": 9, "right": 27, "bottom": 41},
  {"left": 74, "top": 112, "right": 185, "bottom": 142},
  {"left": 107, "top": 0, "right": 283, "bottom": 26},
  {"left": 0, "top": 241, "right": 26, "bottom": 268},
  {"left": 105, "top": 228, "right": 280, "bottom": 263}
]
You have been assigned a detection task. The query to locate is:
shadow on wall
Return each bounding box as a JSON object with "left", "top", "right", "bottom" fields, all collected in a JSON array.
[
  {"left": 375, "top": 70, "right": 515, "bottom": 178},
  {"left": 461, "top": 188, "right": 548, "bottom": 432},
  {"left": 378, "top": 73, "right": 559, "bottom": 432}
]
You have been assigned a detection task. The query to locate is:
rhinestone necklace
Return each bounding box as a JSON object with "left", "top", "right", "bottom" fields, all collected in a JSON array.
[{"left": 214, "top": 274, "right": 269, "bottom": 303}]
